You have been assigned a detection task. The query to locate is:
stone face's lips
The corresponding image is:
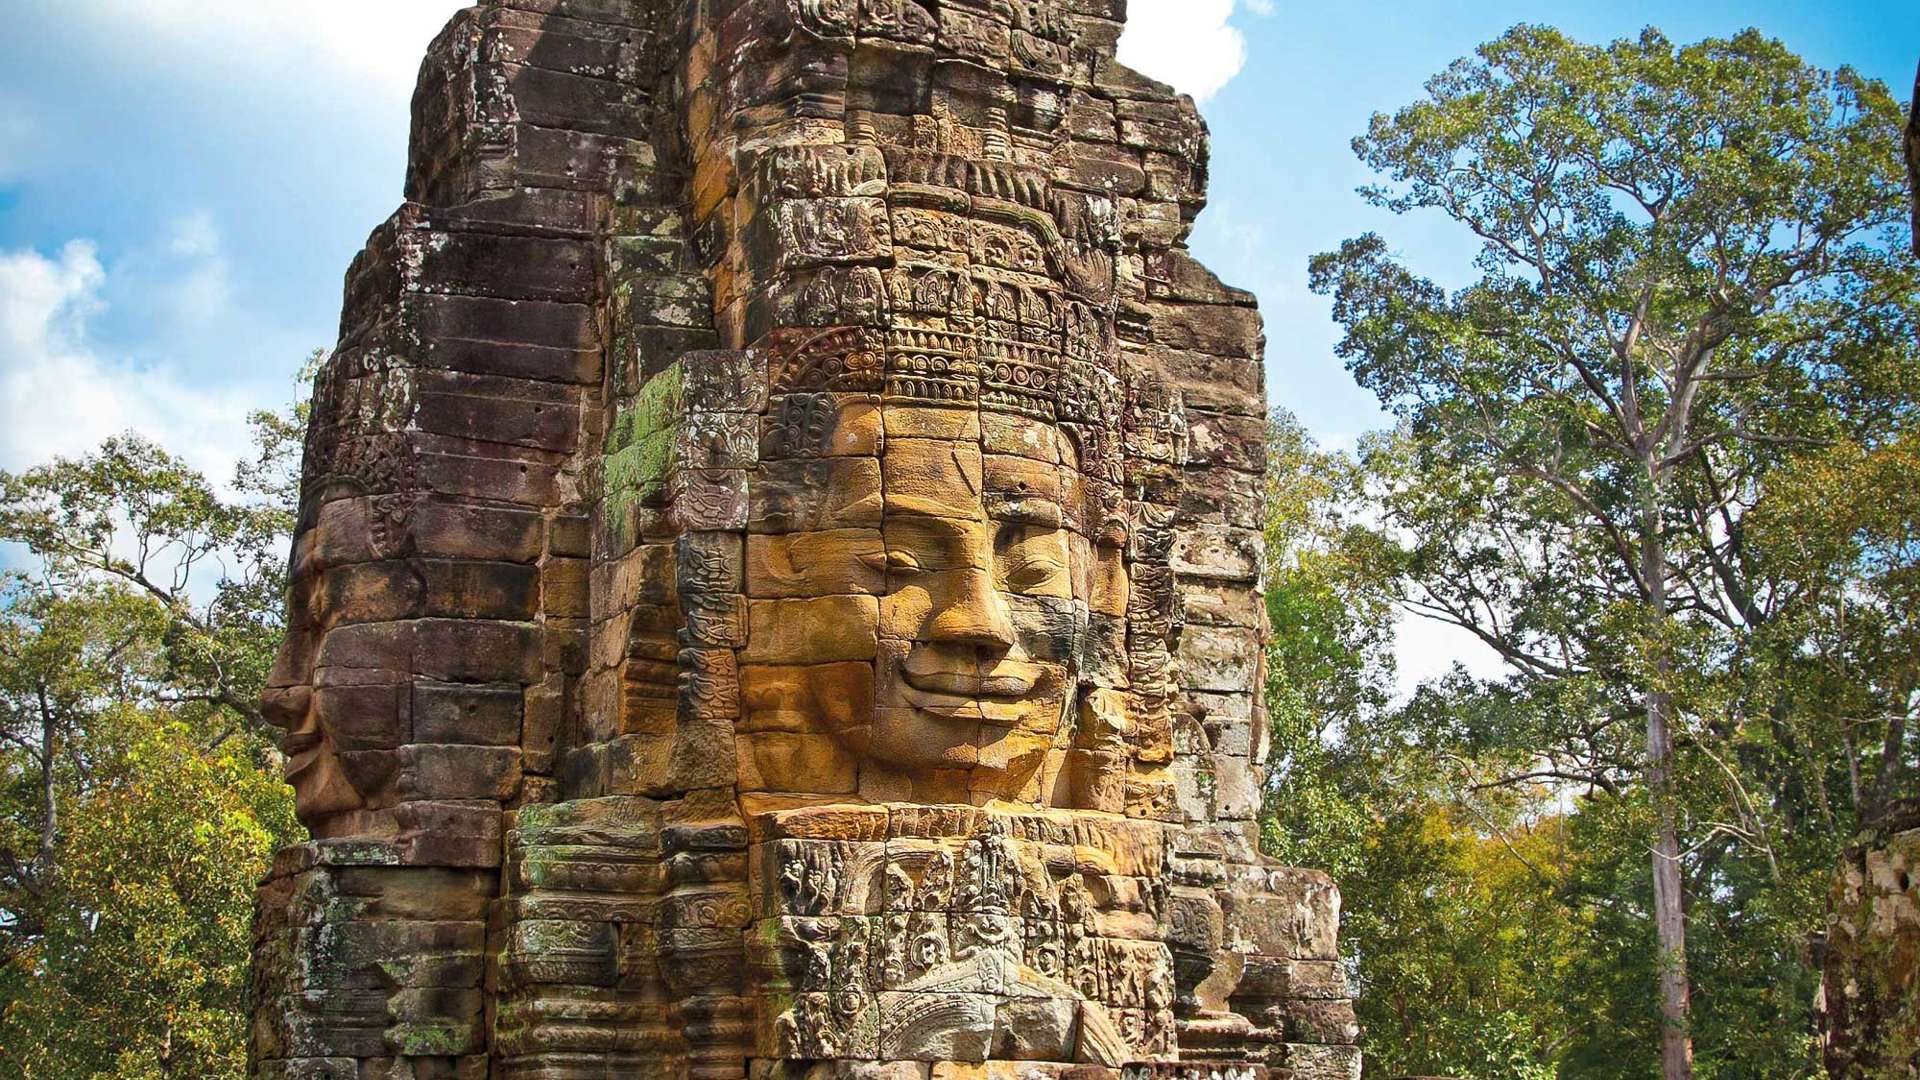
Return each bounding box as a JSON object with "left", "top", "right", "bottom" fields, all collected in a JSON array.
[
  {"left": 900, "top": 666, "right": 1033, "bottom": 700},
  {"left": 281, "top": 730, "right": 325, "bottom": 757},
  {"left": 896, "top": 683, "right": 977, "bottom": 718}
]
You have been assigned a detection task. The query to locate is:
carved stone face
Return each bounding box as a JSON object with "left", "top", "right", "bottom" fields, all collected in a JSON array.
[
  {"left": 262, "top": 497, "right": 390, "bottom": 830},
  {"left": 741, "top": 402, "right": 1116, "bottom": 802},
  {"left": 261, "top": 667, "right": 356, "bottom": 826}
]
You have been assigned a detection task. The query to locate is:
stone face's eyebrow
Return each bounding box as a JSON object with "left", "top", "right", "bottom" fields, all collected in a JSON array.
[
  {"left": 881, "top": 439, "right": 987, "bottom": 520},
  {"left": 988, "top": 494, "right": 1063, "bottom": 529},
  {"left": 885, "top": 494, "right": 984, "bottom": 523},
  {"left": 882, "top": 510, "right": 992, "bottom": 571}
]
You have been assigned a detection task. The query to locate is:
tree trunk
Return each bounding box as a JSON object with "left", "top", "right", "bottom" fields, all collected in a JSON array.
[
  {"left": 1649, "top": 708, "right": 1694, "bottom": 1080},
  {"left": 1642, "top": 505, "right": 1694, "bottom": 1080},
  {"left": 35, "top": 685, "right": 58, "bottom": 880}
]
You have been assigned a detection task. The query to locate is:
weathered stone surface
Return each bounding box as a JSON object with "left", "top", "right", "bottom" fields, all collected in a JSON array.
[
  {"left": 746, "top": 530, "right": 886, "bottom": 597},
  {"left": 1818, "top": 800, "right": 1920, "bottom": 1078},
  {"left": 252, "top": 0, "right": 1362, "bottom": 1077}
]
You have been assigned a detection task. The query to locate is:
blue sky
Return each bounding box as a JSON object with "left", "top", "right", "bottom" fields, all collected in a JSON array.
[
  {"left": 1, "top": 0, "right": 1914, "bottom": 689},
  {"left": 1182, "top": 0, "right": 1919, "bottom": 447}
]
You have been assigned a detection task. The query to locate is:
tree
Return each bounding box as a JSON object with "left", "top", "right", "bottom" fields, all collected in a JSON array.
[
  {"left": 0, "top": 386, "right": 308, "bottom": 1077},
  {"left": 0, "top": 433, "right": 292, "bottom": 735},
  {"left": 0, "top": 696, "right": 296, "bottom": 1079},
  {"left": 1310, "top": 26, "right": 1916, "bottom": 1079},
  {"left": 1259, "top": 416, "right": 1587, "bottom": 1079},
  {"left": 1259, "top": 409, "right": 1397, "bottom": 874},
  {"left": 0, "top": 579, "right": 168, "bottom": 945}
]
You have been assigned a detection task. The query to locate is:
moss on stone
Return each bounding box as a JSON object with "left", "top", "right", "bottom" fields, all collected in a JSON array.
[{"left": 601, "top": 364, "right": 687, "bottom": 551}]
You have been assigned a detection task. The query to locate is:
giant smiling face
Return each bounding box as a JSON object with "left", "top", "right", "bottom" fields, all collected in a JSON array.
[{"left": 738, "top": 401, "right": 1125, "bottom": 804}]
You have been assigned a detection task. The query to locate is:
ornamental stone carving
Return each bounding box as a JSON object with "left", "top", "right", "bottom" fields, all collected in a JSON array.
[{"left": 249, "top": 2, "right": 1361, "bottom": 1079}]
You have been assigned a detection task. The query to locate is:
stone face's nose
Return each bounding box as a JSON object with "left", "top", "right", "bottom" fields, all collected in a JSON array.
[
  {"left": 260, "top": 683, "right": 310, "bottom": 735},
  {"left": 923, "top": 566, "right": 1016, "bottom": 650}
]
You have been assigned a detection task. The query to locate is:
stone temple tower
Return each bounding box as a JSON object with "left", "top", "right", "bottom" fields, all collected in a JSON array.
[{"left": 247, "top": 1, "right": 1362, "bottom": 1079}]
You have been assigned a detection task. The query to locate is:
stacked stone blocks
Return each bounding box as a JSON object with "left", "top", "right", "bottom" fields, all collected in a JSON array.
[{"left": 251, "top": 0, "right": 1361, "bottom": 1078}]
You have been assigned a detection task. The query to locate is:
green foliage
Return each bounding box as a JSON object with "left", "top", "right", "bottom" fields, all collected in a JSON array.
[
  {"left": 1260, "top": 418, "right": 1578, "bottom": 1079},
  {"left": 1259, "top": 410, "right": 1396, "bottom": 878},
  {"left": 1281, "top": 21, "right": 1917, "bottom": 1079},
  {"left": 0, "top": 386, "right": 307, "bottom": 1078},
  {"left": 1342, "top": 802, "right": 1575, "bottom": 1080},
  {"left": 0, "top": 430, "right": 293, "bottom": 732},
  {"left": 0, "top": 706, "right": 296, "bottom": 1079}
]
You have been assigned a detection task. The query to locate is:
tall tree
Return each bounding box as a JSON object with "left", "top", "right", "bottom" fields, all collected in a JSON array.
[
  {"left": 1259, "top": 418, "right": 1581, "bottom": 1080},
  {"left": 1310, "top": 26, "right": 1916, "bottom": 1078},
  {"left": 0, "top": 389, "right": 308, "bottom": 1076}
]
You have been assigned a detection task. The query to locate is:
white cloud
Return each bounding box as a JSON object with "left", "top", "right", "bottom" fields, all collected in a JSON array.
[
  {"left": 1391, "top": 607, "right": 1510, "bottom": 701},
  {"left": 0, "top": 241, "right": 255, "bottom": 484},
  {"left": 1116, "top": 0, "right": 1247, "bottom": 101},
  {"left": 0, "top": 99, "right": 33, "bottom": 182},
  {"left": 159, "top": 211, "right": 233, "bottom": 329},
  {"left": 72, "top": 0, "right": 469, "bottom": 101},
  {"left": 1, "top": 240, "right": 103, "bottom": 355}
]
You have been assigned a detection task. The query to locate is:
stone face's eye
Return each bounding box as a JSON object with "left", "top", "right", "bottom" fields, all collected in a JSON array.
[
  {"left": 996, "top": 523, "right": 1072, "bottom": 597},
  {"left": 883, "top": 515, "right": 988, "bottom": 574},
  {"left": 1003, "top": 553, "right": 1055, "bottom": 592}
]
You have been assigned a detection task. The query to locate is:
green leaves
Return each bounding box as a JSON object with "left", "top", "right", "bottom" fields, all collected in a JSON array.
[
  {"left": 1288, "top": 23, "right": 1918, "bottom": 1080},
  {"left": 1312, "top": 22, "right": 1918, "bottom": 776},
  {"left": 0, "top": 411, "right": 303, "bottom": 736},
  {"left": 0, "top": 393, "right": 307, "bottom": 1077},
  {"left": 0, "top": 711, "right": 297, "bottom": 1080}
]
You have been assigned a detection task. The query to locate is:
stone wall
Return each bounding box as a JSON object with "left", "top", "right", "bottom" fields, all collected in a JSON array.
[
  {"left": 248, "top": 1, "right": 1361, "bottom": 1079},
  {"left": 1819, "top": 802, "right": 1920, "bottom": 1078}
]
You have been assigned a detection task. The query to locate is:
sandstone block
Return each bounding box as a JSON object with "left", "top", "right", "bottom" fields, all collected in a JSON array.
[
  {"left": 1283, "top": 1043, "right": 1362, "bottom": 1080},
  {"left": 1223, "top": 868, "right": 1342, "bottom": 961},
  {"left": 1169, "top": 524, "right": 1262, "bottom": 583},
  {"left": 876, "top": 991, "right": 995, "bottom": 1061},
  {"left": 744, "top": 596, "right": 880, "bottom": 664},
  {"left": 414, "top": 619, "right": 544, "bottom": 684},
  {"left": 398, "top": 745, "right": 522, "bottom": 802},
  {"left": 410, "top": 501, "right": 547, "bottom": 564},
  {"left": 1176, "top": 625, "right": 1261, "bottom": 693},
  {"left": 882, "top": 439, "right": 985, "bottom": 520},
  {"left": 413, "top": 682, "right": 522, "bottom": 746},
  {"left": 992, "top": 996, "right": 1077, "bottom": 1060},
  {"left": 748, "top": 458, "right": 885, "bottom": 532},
  {"left": 747, "top": 529, "right": 886, "bottom": 597},
  {"left": 418, "top": 232, "right": 597, "bottom": 304},
  {"left": 735, "top": 731, "right": 860, "bottom": 794}
]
